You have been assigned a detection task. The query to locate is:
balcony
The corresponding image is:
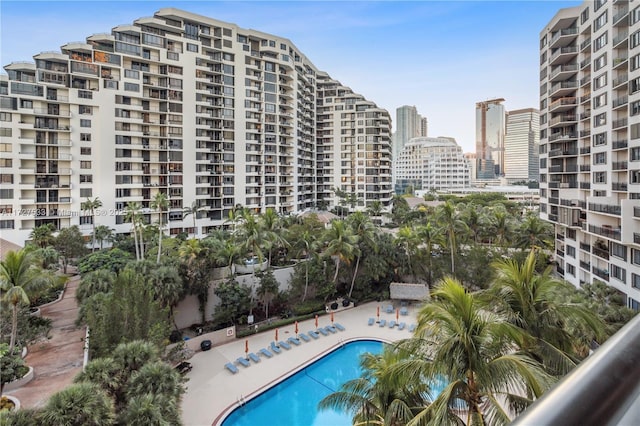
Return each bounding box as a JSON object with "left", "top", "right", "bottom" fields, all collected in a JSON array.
[
  {"left": 612, "top": 161, "right": 628, "bottom": 170},
  {"left": 550, "top": 114, "right": 577, "bottom": 127},
  {"left": 613, "top": 7, "right": 629, "bottom": 26},
  {"left": 589, "top": 203, "right": 622, "bottom": 216},
  {"left": 550, "top": 64, "right": 579, "bottom": 81},
  {"left": 579, "top": 260, "right": 591, "bottom": 270},
  {"left": 549, "top": 80, "right": 579, "bottom": 96},
  {"left": 549, "top": 96, "right": 578, "bottom": 112},
  {"left": 612, "top": 95, "right": 628, "bottom": 108},
  {"left": 549, "top": 133, "right": 577, "bottom": 142},
  {"left": 612, "top": 182, "right": 628, "bottom": 191},
  {"left": 592, "top": 265, "right": 610, "bottom": 281},
  {"left": 612, "top": 140, "right": 628, "bottom": 150},
  {"left": 580, "top": 242, "right": 591, "bottom": 252},
  {"left": 612, "top": 118, "right": 628, "bottom": 129},
  {"left": 550, "top": 46, "right": 578, "bottom": 65},
  {"left": 592, "top": 245, "right": 610, "bottom": 260},
  {"left": 634, "top": 206, "right": 640, "bottom": 218},
  {"left": 550, "top": 27, "right": 579, "bottom": 48},
  {"left": 635, "top": 233, "right": 640, "bottom": 244},
  {"left": 589, "top": 224, "right": 622, "bottom": 241},
  {"left": 580, "top": 165, "right": 591, "bottom": 172},
  {"left": 580, "top": 146, "right": 591, "bottom": 154},
  {"left": 512, "top": 315, "right": 640, "bottom": 426}
]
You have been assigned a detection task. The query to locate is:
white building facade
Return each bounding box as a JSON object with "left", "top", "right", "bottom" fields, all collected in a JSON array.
[
  {"left": 504, "top": 108, "right": 540, "bottom": 183},
  {"left": 540, "top": 0, "right": 640, "bottom": 310},
  {"left": 394, "top": 136, "right": 471, "bottom": 194},
  {"left": 0, "top": 8, "right": 393, "bottom": 246}
]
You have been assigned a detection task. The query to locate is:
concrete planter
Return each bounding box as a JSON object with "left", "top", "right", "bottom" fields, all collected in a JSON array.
[
  {"left": 234, "top": 259, "right": 268, "bottom": 275},
  {"left": 2, "top": 366, "right": 34, "bottom": 392},
  {"left": 0, "top": 394, "right": 21, "bottom": 411},
  {"left": 212, "top": 266, "right": 232, "bottom": 280}
]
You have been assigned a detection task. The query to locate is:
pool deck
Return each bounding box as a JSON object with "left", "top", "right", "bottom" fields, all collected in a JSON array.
[{"left": 181, "top": 300, "right": 420, "bottom": 426}]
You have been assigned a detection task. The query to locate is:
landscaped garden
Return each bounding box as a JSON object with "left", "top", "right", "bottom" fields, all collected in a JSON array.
[{"left": 1, "top": 192, "right": 637, "bottom": 425}]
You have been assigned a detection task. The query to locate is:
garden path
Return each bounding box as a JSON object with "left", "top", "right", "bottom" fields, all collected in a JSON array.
[{"left": 6, "top": 269, "right": 85, "bottom": 408}]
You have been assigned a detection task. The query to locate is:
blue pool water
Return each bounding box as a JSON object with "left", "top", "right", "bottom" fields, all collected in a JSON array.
[{"left": 221, "top": 340, "right": 383, "bottom": 426}]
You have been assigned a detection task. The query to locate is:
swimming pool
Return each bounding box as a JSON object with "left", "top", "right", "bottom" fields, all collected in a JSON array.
[{"left": 221, "top": 340, "right": 383, "bottom": 426}]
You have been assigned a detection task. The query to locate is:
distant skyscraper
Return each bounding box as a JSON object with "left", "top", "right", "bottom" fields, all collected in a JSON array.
[
  {"left": 393, "top": 105, "right": 426, "bottom": 160},
  {"left": 393, "top": 105, "right": 427, "bottom": 188},
  {"left": 475, "top": 98, "right": 506, "bottom": 179},
  {"left": 504, "top": 108, "right": 540, "bottom": 183}
]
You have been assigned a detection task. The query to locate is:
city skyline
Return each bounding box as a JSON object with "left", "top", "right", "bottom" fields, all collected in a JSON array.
[{"left": 1, "top": 0, "right": 582, "bottom": 153}]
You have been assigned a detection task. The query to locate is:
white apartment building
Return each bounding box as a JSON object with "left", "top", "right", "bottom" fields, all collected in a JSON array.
[
  {"left": 394, "top": 136, "right": 471, "bottom": 194},
  {"left": 316, "top": 73, "right": 392, "bottom": 210},
  {"left": 540, "top": 0, "right": 640, "bottom": 310},
  {"left": 504, "top": 108, "right": 540, "bottom": 183},
  {"left": 0, "top": 8, "right": 393, "bottom": 247}
]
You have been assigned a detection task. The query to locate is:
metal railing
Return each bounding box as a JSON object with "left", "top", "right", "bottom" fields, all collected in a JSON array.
[{"left": 512, "top": 314, "right": 640, "bottom": 426}]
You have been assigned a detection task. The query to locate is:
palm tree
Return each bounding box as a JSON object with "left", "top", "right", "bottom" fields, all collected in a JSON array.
[
  {"left": 395, "top": 225, "right": 420, "bottom": 278},
  {"left": 416, "top": 220, "right": 445, "bottom": 287},
  {"left": 322, "top": 220, "right": 358, "bottom": 288},
  {"left": 293, "top": 230, "right": 317, "bottom": 301},
  {"left": 260, "top": 208, "right": 287, "bottom": 267},
  {"left": 489, "top": 207, "right": 513, "bottom": 250},
  {"left": 487, "top": 250, "right": 605, "bottom": 373},
  {"left": 74, "top": 357, "right": 121, "bottom": 397},
  {"left": 436, "top": 201, "right": 467, "bottom": 275},
  {"left": 151, "top": 192, "right": 169, "bottom": 264},
  {"left": 126, "top": 360, "right": 185, "bottom": 401},
  {"left": 93, "top": 225, "right": 114, "bottom": 250},
  {"left": 346, "top": 211, "right": 376, "bottom": 298},
  {"left": 366, "top": 200, "right": 384, "bottom": 219},
  {"left": 124, "top": 202, "right": 143, "bottom": 261},
  {"left": 461, "top": 204, "right": 485, "bottom": 244},
  {"left": 119, "top": 393, "right": 181, "bottom": 426},
  {"left": 40, "top": 382, "right": 115, "bottom": 426},
  {"left": 29, "top": 223, "right": 56, "bottom": 248},
  {"left": 319, "top": 346, "right": 423, "bottom": 425},
  {"left": 182, "top": 201, "right": 201, "bottom": 236},
  {"left": 81, "top": 197, "right": 103, "bottom": 252},
  {"left": 148, "top": 265, "right": 184, "bottom": 330},
  {"left": 393, "top": 277, "right": 553, "bottom": 425},
  {"left": 515, "top": 213, "right": 553, "bottom": 252},
  {"left": 0, "top": 248, "right": 52, "bottom": 351}
]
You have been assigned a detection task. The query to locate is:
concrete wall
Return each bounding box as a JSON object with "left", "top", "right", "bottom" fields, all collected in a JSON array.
[{"left": 173, "top": 265, "right": 296, "bottom": 329}]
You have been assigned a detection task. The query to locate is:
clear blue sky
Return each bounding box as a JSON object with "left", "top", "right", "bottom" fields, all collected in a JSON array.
[{"left": 1, "top": 0, "right": 582, "bottom": 152}]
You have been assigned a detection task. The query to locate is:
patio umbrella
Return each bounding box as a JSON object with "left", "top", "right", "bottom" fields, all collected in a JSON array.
[
  {"left": 376, "top": 306, "right": 380, "bottom": 320},
  {"left": 396, "top": 308, "right": 399, "bottom": 321},
  {"left": 275, "top": 328, "right": 279, "bottom": 342},
  {"left": 315, "top": 314, "right": 319, "bottom": 328},
  {"left": 295, "top": 321, "right": 299, "bottom": 338},
  {"left": 245, "top": 339, "right": 249, "bottom": 358},
  {"left": 330, "top": 312, "right": 334, "bottom": 323}
]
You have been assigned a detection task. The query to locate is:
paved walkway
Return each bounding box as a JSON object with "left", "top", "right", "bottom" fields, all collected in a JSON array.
[
  {"left": 6, "top": 272, "right": 86, "bottom": 408},
  {"left": 181, "top": 301, "right": 421, "bottom": 426}
]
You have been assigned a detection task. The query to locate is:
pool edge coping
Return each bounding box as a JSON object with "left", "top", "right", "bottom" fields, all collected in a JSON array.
[{"left": 212, "top": 336, "right": 394, "bottom": 426}]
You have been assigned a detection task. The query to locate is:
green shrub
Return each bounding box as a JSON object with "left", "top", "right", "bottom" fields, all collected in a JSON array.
[{"left": 291, "top": 301, "right": 325, "bottom": 316}]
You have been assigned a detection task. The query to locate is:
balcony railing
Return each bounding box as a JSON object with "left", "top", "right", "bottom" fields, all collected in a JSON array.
[
  {"left": 592, "top": 246, "right": 610, "bottom": 260},
  {"left": 589, "top": 203, "right": 622, "bottom": 215},
  {"left": 589, "top": 224, "right": 622, "bottom": 241},
  {"left": 512, "top": 314, "right": 640, "bottom": 426},
  {"left": 592, "top": 265, "right": 610, "bottom": 280}
]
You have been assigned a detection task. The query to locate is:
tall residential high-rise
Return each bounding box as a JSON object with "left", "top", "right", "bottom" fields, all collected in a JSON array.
[
  {"left": 504, "top": 108, "right": 540, "bottom": 183},
  {"left": 475, "top": 98, "right": 506, "bottom": 179},
  {"left": 540, "top": 0, "right": 640, "bottom": 310},
  {"left": 394, "top": 136, "right": 470, "bottom": 194},
  {"left": 0, "top": 8, "right": 392, "bottom": 247}
]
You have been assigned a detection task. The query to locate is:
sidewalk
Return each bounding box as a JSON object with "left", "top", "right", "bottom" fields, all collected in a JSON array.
[{"left": 6, "top": 272, "right": 86, "bottom": 408}]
